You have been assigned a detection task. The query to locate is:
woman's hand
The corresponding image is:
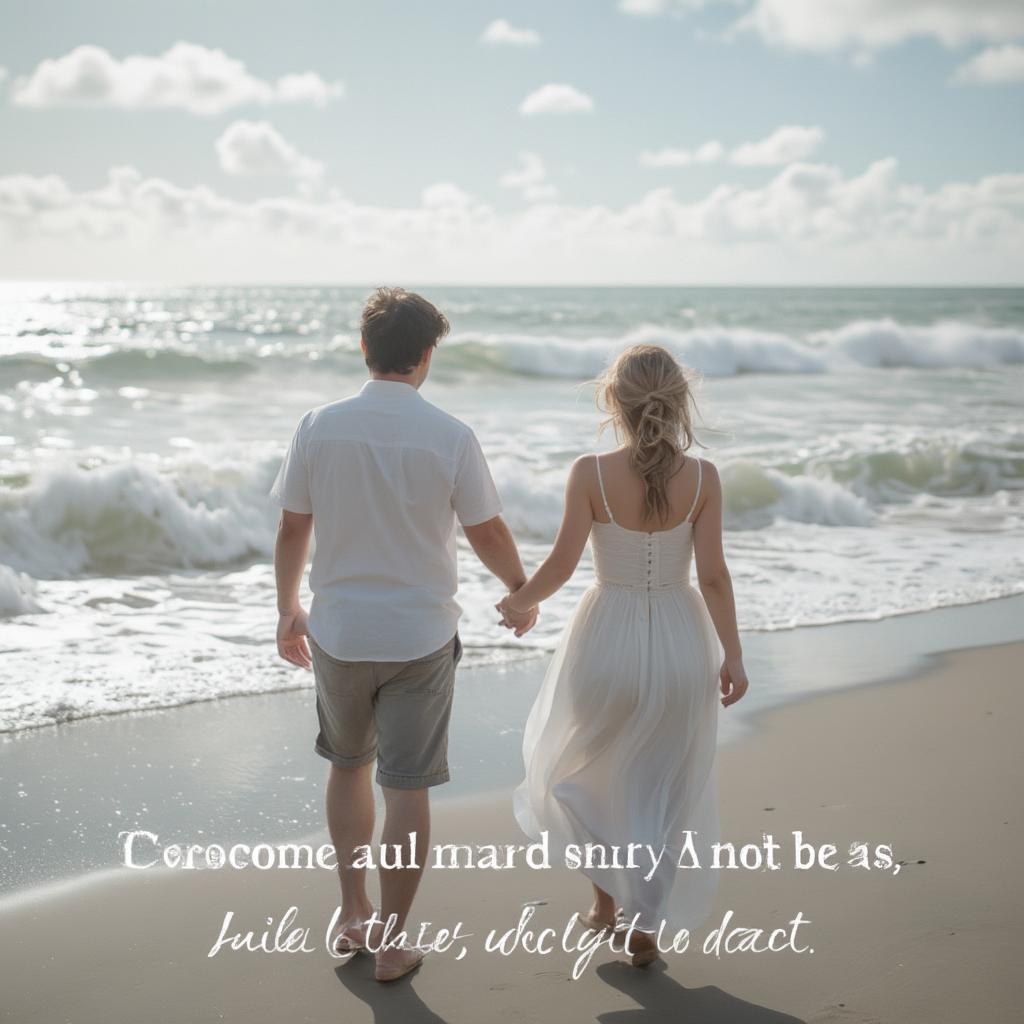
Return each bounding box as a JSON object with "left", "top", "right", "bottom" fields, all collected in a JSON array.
[
  {"left": 719, "top": 657, "right": 748, "bottom": 708},
  {"left": 496, "top": 594, "right": 539, "bottom": 637}
]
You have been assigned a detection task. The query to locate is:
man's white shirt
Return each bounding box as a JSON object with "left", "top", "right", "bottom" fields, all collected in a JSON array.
[{"left": 269, "top": 379, "right": 502, "bottom": 661}]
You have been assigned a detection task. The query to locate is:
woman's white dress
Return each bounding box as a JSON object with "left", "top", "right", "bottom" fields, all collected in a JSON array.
[{"left": 513, "top": 455, "right": 722, "bottom": 933}]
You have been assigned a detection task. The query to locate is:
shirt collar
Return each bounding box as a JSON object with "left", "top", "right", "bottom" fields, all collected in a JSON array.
[{"left": 359, "top": 379, "right": 423, "bottom": 400}]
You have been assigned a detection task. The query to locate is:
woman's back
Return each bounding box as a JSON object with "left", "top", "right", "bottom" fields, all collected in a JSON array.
[
  {"left": 589, "top": 448, "right": 704, "bottom": 532},
  {"left": 589, "top": 451, "right": 704, "bottom": 591}
]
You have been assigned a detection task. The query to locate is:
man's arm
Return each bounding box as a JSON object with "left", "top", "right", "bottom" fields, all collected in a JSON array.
[
  {"left": 462, "top": 515, "right": 527, "bottom": 592},
  {"left": 462, "top": 516, "right": 537, "bottom": 636},
  {"left": 274, "top": 509, "right": 314, "bottom": 669},
  {"left": 453, "top": 424, "right": 537, "bottom": 637}
]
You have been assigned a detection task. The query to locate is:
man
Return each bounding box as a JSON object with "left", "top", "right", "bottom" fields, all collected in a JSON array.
[{"left": 269, "top": 287, "right": 536, "bottom": 982}]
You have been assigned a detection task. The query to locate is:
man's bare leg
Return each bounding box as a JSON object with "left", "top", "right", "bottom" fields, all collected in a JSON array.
[
  {"left": 374, "top": 785, "right": 430, "bottom": 978},
  {"left": 325, "top": 761, "right": 375, "bottom": 942}
]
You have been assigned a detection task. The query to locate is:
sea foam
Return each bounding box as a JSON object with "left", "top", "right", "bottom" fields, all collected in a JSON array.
[
  {"left": 4, "top": 318, "right": 1023, "bottom": 383},
  {"left": 4, "top": 431, "right": 1020, "bottom": 581}
]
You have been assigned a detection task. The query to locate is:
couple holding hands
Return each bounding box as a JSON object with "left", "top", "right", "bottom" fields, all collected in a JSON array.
[{"left": 271, "top": 287, "right": 747, "bottom": 981}]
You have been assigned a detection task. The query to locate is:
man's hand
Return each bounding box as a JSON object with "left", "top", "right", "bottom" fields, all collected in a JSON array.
[
  {"left": 277, "top": 607, "right": 312, "bottom": 669},
  {"left": 495, "top": 595, "right": 538, "bottom": 638}
]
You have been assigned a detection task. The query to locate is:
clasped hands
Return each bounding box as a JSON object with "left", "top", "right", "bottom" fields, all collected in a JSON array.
[{"left": 495, "top": 591, "right": 538, "bottom": 638}]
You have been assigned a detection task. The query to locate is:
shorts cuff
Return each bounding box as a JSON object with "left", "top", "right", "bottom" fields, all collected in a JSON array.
[
  {"left": 376, "top": 766, "right": 450, "bottom": 790},
  {"left": 314, "top": 742, "right": 377, "bottom": 769}
]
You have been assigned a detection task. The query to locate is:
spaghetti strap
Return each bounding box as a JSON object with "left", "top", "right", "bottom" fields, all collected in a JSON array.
[
  {"left": 594, "top": 454, "right": 615, "bottom": 524},
  {"left": 685, "top": 458, "right": 703, "bottom": 523}
]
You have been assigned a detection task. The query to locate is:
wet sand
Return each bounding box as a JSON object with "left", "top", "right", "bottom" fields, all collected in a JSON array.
[{"left": 3, "top": 641, "right": 1021, "bottom": 1023}]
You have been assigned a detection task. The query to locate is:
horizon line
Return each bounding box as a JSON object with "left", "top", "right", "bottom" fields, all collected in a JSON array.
[{"left": 1, "top": 279, "right": 1022, "bottom": 290}]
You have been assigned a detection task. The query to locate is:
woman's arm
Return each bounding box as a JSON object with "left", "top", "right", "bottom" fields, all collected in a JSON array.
[
  {"left": 501, "top": 456, "right": 595, "bottom": 614},
  {"left": 692, "top": 462, "right": 748, "bottom": 707}
]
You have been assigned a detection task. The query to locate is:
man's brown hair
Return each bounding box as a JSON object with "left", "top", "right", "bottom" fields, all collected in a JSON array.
[{"left": 360, "top": 287, "right": 450, "bottom": 375}]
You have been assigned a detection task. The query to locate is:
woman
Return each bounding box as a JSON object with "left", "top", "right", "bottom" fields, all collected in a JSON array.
[{"left": 498, "top": 343, "right": 748, "bottom": 967}]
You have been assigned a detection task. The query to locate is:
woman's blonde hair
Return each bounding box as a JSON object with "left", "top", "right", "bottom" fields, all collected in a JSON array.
[{"left": 597, "top": 344, "right": 700, "bottom": 524}]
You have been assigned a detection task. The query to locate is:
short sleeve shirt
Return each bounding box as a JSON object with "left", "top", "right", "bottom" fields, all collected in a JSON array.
[{"left": 269, "top": 379, "right": 502, "bottom": 661}]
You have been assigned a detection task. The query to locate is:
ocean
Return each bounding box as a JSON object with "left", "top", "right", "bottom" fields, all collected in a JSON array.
[{"left": 2, "top": 283, "right": 1023, "bottom": 734}]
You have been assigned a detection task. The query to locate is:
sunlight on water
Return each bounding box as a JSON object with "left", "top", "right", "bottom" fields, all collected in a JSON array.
[{"left": 2, "top": 284, "right": 1023, "bottom": 731}]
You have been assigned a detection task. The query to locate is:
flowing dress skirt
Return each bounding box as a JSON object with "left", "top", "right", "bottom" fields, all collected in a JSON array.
[{"left": 513, "top": 581, "right": 722, "bottom": 932}]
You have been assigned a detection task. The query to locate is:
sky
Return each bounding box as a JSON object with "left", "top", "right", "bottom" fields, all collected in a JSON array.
[{"left": 1, "top": 0, "right": 1022, "bottom": 284}]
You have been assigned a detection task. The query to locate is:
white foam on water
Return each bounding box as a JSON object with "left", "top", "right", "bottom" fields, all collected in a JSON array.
[
  {"left": 438, "top": 319, "right": 1024, "bottom": 379},
  {"left": 2, "top": 286, "right": 1023, "bottom": 732},
  {"left": 5, "top": 317, "right": 1024, "bottom": 382}
]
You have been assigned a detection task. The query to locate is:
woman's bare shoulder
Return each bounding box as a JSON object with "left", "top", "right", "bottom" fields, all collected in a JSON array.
[
  {"left": 693, "top": 455, "right": 719, "bottom": 484},
  {"left": 566, "top": 453, "right": 600, "bottom": 492},
  {"left": 568, "top": 453, "right": 598, "bottom": 477}
]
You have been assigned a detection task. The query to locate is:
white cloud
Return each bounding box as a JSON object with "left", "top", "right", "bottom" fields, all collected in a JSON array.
[
  {"left": 519, "top": 83, "right": 594, "bottom": 115},
  {"left": 215, "top": 120, "right": 324, "bottom": 181},
  {"left": 11, "top": 42, "right": 343, "bottom": 115},
  {"left": 619, "top": 0, "right": 713, "bottom": 14},
  {"left": 421, "top": 182, "right": 478, "bottom": 209},
  {"left": 640, "top": 141, "right": 724, "bottom": 167},
  {"left": 499, "top": 152, "right": 558, "bottom": 202},
  {"left": 272, "top": 71, "right": 344, "bottom": 105},
  {"left": 0, "top": 67, "right": 8, "bottom": 85},
  {"left": 953, "top": 43, "right": 1024, "bottom": 83},
  {"left": 734, "top": 0, "right": 1024, "bottom": 52},
  {"left": 2, "top": 161, "right": 1022, "bottom": 283},
  {"left": 0, "top": 172, "right": 72, "bottom": 221},
  {"left": 620, "top": 0, "right": 670, "bottom": 13},
  {"left": 640, "top": 128, "right": 821, "bottom": 169},
  {"left": 729, "top": 125, "right": 824, "bottom": 166},
  {"left": 481, "top": 19, "right": 541, "bottom": 46}
]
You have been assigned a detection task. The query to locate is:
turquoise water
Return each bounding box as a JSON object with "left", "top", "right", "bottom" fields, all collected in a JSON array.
[{"left": 1, "top": 284, "right": 1022, "bottom": 731}]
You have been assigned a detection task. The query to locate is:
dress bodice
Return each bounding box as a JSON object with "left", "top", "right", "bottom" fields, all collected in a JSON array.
[
  {"left": 589, "top": 452, "right": 703, "bottom": 591},
  {"left": 590, "top": 520, "right": 694, "bottom": 590}
]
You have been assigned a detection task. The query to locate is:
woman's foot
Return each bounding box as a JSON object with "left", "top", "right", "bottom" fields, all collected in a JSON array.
[
  {"left": 625, "top": 930, "right": 661, "bottom": 969},
  {"left": 583, "top": 884, "right": 620, "bottom": 931},
  {"left": 375, "top": 944, "right": 426, "bottom": 982},
  {"left": 579, "top": 905, "right": 621, "bottom": 931},
  {"left": 331, "top": 909, "right": 376, "bottom": 954}
]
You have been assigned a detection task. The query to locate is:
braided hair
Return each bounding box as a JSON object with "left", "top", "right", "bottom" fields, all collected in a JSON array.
[{"left": 597, "top": 344, "right": 698, "bottom": 524}]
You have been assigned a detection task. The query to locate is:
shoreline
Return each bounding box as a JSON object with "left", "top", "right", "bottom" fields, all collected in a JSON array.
[
  {"left": 4, "top": 590, "right": 1022, "bottom": 739},
  {"left": 3, "top": 593, "right": 1024, "bottom": 899},
  {"left": 3, "top": 639, "right": 1021, "bottom": 1022}
]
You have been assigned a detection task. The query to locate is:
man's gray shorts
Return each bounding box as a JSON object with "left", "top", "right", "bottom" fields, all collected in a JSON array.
[{"left": 308, "top": 633, "right": 463, "bottom": 789}]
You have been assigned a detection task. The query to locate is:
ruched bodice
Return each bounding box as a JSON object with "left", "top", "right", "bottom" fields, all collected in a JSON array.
[{"left": 590, "top": 520, "right": 694, "bottom": 590}]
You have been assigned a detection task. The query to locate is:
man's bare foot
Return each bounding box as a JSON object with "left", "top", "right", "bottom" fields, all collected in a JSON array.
[{"left": 375, "top": 944, "right": 426, "bottom": 982}]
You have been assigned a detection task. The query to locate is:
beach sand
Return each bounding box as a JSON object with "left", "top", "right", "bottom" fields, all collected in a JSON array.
[{"left": 2, "top": 641, "right": 1021, "bottom": 1023}]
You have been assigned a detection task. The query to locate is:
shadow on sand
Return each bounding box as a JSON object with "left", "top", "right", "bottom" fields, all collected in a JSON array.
[
  {"left": 334, "top": 955, "right": 447, "bottom": 1024},
  {"left": 334, "top": 951, "right": 804, "bottom": 1024},
  {"left": 596, "top": 959, "right": 805, "bottom": 1024}
]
